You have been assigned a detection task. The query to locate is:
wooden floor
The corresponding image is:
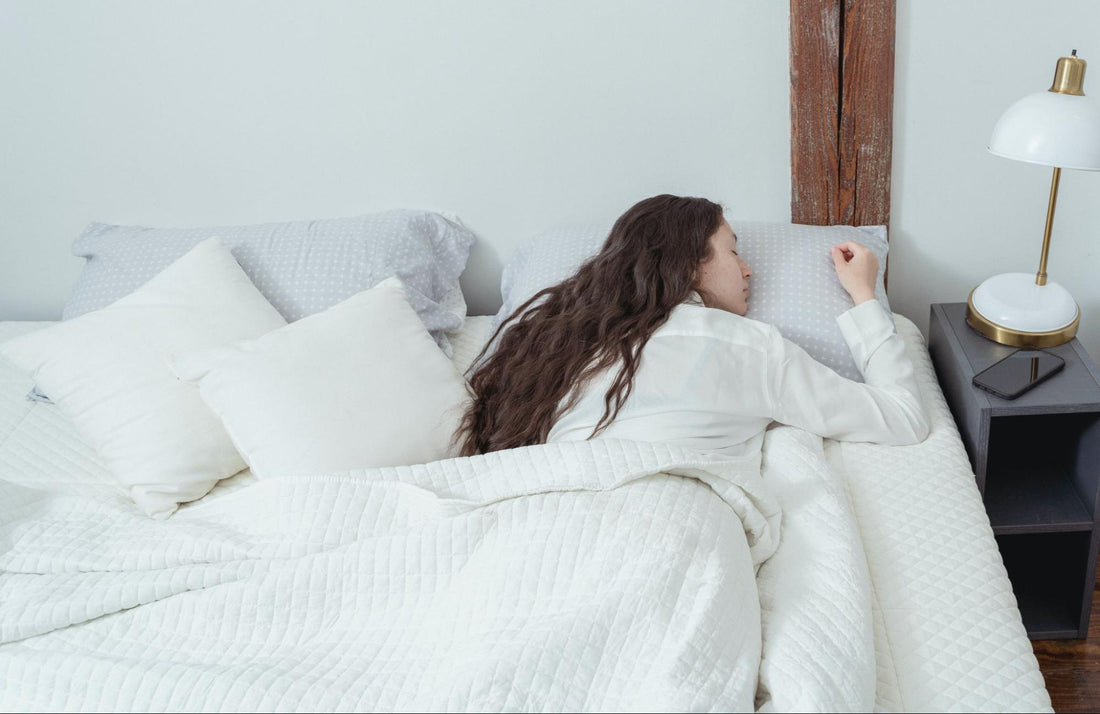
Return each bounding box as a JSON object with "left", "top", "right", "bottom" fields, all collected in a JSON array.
[{"left": 1033, "top": 561, "right": 1100, "bottom": 712}]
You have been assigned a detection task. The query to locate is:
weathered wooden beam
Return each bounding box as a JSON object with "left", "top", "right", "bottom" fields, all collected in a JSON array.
[
  {"left": 790, "top": 0, "right": 841, "bottom": 226},
  {"left": 839, "top": 0, "right": 896, "bottom": 228},
  {"left": 790, "top": 0, "right": 895, "bottom": 229}
]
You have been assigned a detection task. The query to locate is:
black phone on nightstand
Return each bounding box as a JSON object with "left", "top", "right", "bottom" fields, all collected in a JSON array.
[{"left": 972, "top": 349, "right": 1065, "bottom": 400}]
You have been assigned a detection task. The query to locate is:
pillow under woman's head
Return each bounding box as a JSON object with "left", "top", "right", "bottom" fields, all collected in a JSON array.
[
  {"left": 736, "top": 221, "right": 890, "bottom": 381},
  {"left": 493, "top": 220, "right": 890, "bottom": 381}
]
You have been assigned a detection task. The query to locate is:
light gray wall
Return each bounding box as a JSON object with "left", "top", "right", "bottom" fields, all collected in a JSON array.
[
  {"left": 9, "top": 2, "right": 1096, "bottom": 363},
  {"left": 0, "top": 0, "right": 790, "bottom": 319},
  {"left": 891, "top": 0, "right": 1100, "bottom": 361}
]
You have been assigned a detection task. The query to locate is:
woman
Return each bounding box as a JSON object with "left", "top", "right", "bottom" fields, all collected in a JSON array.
[{"left": 457, "top": 194, "right": 929, "bottom": 457}]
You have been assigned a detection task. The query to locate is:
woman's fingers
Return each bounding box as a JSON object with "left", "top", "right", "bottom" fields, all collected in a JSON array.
[
  {"left": 832, "top": 241, "right": 865, "bottom": 258},
  {"left": 831, "top": 245, "right": 856, "bottom": 269},
  {"left": 831, "top": 242, "right": 878, "bottom": 304}
]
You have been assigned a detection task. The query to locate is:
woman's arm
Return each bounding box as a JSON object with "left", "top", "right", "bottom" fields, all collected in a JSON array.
[
  {"left": 764, "top": 242, "right": 928, "bottom": 445},
  {"left": 764, "top": 300, "right": 930, "bottom": 445}
]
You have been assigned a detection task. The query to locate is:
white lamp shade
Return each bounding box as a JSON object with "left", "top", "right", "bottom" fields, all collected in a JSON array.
[{"left": 988, "top": 90, "right": 1100, "bottom": 170}]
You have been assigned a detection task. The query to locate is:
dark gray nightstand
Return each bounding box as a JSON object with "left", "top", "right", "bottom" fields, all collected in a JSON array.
[{"left": 929, "top": 303, "right": 1100, "bottom": 639}]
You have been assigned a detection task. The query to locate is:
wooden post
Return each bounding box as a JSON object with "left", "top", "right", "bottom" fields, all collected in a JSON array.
[
  {"left": 790, "top": 0, "right": 841, "bottom": 226},
  {"left": 791, "top": 0, "right": 895, "bottom": 229},
  {"left": 840, "top": 0, "right": 895, "bottom": 228}
]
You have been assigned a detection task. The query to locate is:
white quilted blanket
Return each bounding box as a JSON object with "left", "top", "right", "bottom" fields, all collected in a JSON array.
[
  {"left": 755, "top": 427, "right": 875, "bottom": 712},
  {"left": 1, "top": 436, "right": 800, "bottom": 712},
  {"left": 0, "top": 319, "right": 1052, "bottom": 712}
]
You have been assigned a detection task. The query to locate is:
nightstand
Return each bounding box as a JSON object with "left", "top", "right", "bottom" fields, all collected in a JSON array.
[{"left": 929, "top": 303, "right": 1100, "bottom": 639}]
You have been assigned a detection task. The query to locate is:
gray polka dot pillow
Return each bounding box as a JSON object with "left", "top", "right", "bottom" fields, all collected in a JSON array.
[
  {"left": 63, "top": 210, "right": 475, "bottom": 341},
  {"left": 492, "top": 220, "right": 890, "bottom": 382},
  {"left": 492, "top": 225, "right": 611, "bottom": 336},
  {"left": 736, "top": 221, "right": 890, "bottom": 382}
]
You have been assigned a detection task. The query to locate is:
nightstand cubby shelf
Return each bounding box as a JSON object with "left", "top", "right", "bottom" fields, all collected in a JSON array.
[
  {"left": 930, "top": 303, "right": 1100, "bottom": 640},
  {"left": 984, "top": 413, "right": 1100, "bottom": 533},
  {"left": 998, "top": 532, "right": 1092, "bottom": 636}
]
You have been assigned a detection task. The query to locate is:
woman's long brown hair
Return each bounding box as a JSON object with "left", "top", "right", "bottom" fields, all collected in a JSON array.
[{"left": 456, "top": 194, "right": 723, "bottom": 456}]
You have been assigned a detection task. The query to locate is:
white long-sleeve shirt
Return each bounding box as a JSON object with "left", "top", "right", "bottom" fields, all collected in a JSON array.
[{"left": 546, "top": 299, "right": 929, "bottom": 458}]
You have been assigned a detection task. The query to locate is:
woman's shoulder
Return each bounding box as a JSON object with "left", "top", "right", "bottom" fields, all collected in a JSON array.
[{"left": 654, "top": 304, "right": 780, "bottom": 348}]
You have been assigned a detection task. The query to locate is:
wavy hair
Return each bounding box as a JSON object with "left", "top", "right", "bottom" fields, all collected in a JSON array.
[{"left": 456, "top": 194, "right": 724, "bottom": 456}]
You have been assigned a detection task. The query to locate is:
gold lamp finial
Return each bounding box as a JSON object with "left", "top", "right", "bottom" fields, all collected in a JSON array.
[{"left": 1050, "top": 49, "right": 1086, "bottom": 96}]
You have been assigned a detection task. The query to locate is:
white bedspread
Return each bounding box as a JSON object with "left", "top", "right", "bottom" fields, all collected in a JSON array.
[
  {"left": 0, "top": 318, "right": 1050, "bottom": 712},
  {"left": 755, "top": 427, "right": 875, "bottom": 712},
  {"left": 1, "top": 437, "right": 800, "bottom": 712}
]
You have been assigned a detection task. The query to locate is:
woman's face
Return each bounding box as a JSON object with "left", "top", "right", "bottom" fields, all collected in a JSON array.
[{"left": 694, "top": 220, "right": 752, "bottom": 315}]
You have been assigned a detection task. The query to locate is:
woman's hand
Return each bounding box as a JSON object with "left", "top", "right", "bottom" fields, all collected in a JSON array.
[{"left": 831, "top": 242, "right": 878, "bottom": 305}]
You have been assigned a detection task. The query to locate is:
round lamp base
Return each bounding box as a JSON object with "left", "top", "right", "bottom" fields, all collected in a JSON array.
[{"left": 966, "top": 274, "right": 1079, "bottom": 347}]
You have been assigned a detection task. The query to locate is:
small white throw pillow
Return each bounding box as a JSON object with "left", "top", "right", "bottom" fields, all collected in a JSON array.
[
  {"left": 172, "top": 277, "right": 470, "bottom": 479},
  {"left": 0, "top": 237, "right": 287, "bottom": 517}
]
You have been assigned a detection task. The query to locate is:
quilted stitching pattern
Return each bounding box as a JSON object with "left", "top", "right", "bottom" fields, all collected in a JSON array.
[
  {"left": 447, "top": 315, "right": 494, "bottom": 377},
  {"left": 843, "top": 317, "right": 1052, "bottom": 713},
  {"left": 0, "top": 323, "right": 116, "bottom": 496},
  {"left": 0, "top": 438, "right": 778, "bottom": 711},
  {"left": 755, "top": 428, "right": 875, "bottom": 711}
]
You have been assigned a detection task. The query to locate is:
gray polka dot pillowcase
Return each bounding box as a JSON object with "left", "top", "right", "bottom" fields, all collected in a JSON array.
[
  {"left": 492, "top": 225, "right": 609, "bottom": 336},
  {"left": 63, "top": 210, "right": 475, "bottom": 343},
  {"left": 492, "top": 220, "right": 890, "bottom": 382},
  {"left": 734, "top": 221, "right": 890, "bottom": 382}
]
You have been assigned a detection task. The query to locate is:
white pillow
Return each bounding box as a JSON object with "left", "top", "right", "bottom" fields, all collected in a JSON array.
[
  {"left": 0, "top": 238, "right": 287, "bottom": 518},
  {"left": 172, "top": 277, "right": 470, "bottom": 479}
]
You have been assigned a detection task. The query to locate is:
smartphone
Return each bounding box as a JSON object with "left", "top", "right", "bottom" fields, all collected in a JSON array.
[{"left": 972, "top": 349, "right": 1065, "bottom": 400}]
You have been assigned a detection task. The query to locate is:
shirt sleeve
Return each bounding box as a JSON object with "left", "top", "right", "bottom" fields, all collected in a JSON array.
[{"left": 764, "top": 300, "right": 930, "bottom": 445}]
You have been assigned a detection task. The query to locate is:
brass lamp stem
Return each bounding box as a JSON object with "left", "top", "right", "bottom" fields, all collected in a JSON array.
[{"left": 1037, "top": 166, "right": 1061, "bottom": 286}]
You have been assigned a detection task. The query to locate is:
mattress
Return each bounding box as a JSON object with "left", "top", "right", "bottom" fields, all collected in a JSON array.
[
  {"left": 0, "top": 316, "right": 1052, "bottom": 712},
  {"left": 834, "top": 316, "right": 1050, "bottom": 712}
]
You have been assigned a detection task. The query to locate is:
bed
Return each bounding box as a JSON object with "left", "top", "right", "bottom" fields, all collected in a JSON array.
[
  {"left": 0, "top": 307, "right": 1050, "bottom": 711},
  {"left": 0, "top": 1, "right": 1054, "bottom": 710}
]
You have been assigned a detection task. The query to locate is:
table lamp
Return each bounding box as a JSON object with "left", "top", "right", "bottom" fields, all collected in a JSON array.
[{"left": 966, "top": 50, "right": 1100, "bottom": 347}]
